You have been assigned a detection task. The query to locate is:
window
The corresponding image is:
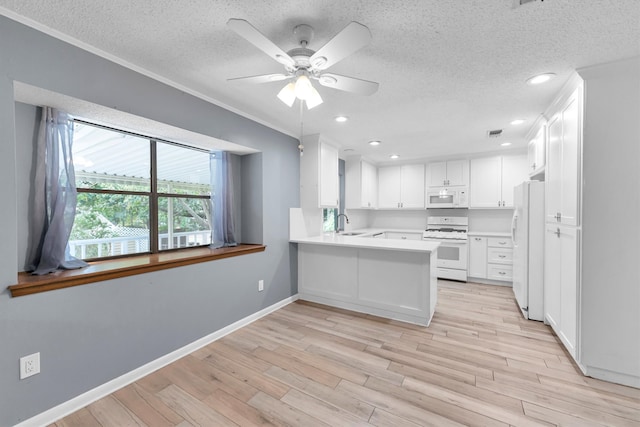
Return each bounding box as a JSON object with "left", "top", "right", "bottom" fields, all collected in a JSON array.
[
  {"left": 70, "top": 121, "right": 212, "bottom": 260},
  {"left": 322, "top": 208, "right": 337, "bottom": 232}
]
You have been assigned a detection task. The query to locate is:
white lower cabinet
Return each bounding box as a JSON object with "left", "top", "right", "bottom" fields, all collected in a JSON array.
[
  {"left": 385, "top": 232, "right": 422, "bottom": 241},
  {"left": 544, "top": 224, "right": 579, "bottom": 358},
  {"left": 468, "top": 236, "right": 488, "bottom": 278},
  {"left": 468, "top": 234, "right": 513, "bottom": 282}
]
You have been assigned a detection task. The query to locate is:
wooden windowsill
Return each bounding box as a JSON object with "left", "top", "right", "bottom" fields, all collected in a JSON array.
[{"left": 9, "top": 244, "right": 266, "bottom": 297}]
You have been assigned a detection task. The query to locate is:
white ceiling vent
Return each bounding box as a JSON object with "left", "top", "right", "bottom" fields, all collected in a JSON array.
[
  {"left": 487, "top": 129, "right": 503, "bottom": 138},
  {"left": 512, "top": 0, "right": 543, "bottom": 8}
]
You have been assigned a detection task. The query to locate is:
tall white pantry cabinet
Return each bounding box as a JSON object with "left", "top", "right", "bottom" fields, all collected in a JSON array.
[
  {"left": 538, "top": 60, "right": 640, "bottom": 388},
  {"left": 543, "top": 77, "right": 583, "bottom": 362}
]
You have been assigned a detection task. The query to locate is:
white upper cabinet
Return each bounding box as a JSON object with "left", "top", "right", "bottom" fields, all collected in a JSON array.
[
  {"left": 500, "top": 155, "right": 529, "bottom": 208},
  {"left": 469, "top": 156, "right": 502, "bottom": 208},
  {"left": 319, "top": 141, "right": 339, "bottom": 207},
  {"left": 400, "top": 164, "right": 426, "bottom": 208},
  {"left": 470, "top": 155, "right": 528, "bottom": 208},
  {"left": 546, "top": 85, "right": 582, "bottom": 226},
  {"left": 301, "top": 134, "right": 339, "bottom": 209},
  {"left": 345, "top": 156, "right": 377, "bottom": 209},
  {"left": 378, "top": 166, "right": 401, "bottom": 208},
  {"left": 426, "top": 159, "right": 469, "bottom": 188},
  {"left": 527, "top": 122, "right": 546, "bottom": 177},
  {"left": 378, "top": 164, "right": 425, "bottom": 209}
]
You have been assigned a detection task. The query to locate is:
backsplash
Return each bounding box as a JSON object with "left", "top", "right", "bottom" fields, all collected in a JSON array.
[
  {"left": 369, "top": 210, "right": 428, "bottom": 230},
  {"left": 468, "top": 209, "right": 513, "bottom": 232}
]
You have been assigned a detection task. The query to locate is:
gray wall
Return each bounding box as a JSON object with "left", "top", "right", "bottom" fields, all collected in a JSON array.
[
  {"left": 578, "top": 57, "right": 640, "bottom": 382},
  {"left": 1, "top": 15, "right": 299, "bottom": 426}
]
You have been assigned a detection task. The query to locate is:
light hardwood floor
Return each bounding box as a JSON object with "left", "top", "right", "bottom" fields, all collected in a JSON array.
[{"left": 51, "top": 281, "right": 640, "bottom": 427}]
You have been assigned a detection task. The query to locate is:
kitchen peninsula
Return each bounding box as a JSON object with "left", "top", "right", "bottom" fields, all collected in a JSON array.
[{"left": 291, "top": 232, "right": 439, "bottom": 326}]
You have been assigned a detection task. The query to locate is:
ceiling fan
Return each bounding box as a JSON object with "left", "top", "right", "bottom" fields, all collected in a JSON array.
[{"left": 227, "top": 18, "right": 379, "bottom": 109}]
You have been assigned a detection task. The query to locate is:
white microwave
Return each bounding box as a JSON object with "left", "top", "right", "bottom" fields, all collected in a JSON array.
[{"left": 427, "top": 188, "right": 469, "bottom": 208}]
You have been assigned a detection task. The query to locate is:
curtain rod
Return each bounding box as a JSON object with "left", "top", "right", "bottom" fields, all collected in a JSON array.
[{"left": 72, "top": 118, "right": 212, "bottom": 154}]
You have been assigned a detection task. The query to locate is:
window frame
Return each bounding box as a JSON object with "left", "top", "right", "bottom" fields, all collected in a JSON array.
[{"left": 72, "top": 119, "right": 213, "bottom": 261}]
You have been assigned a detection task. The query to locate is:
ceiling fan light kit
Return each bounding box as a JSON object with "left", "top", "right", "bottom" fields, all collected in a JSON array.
[
  {"left": 226, "top": 18, "right": 379, "bottom": 109},
  {"left": 277, "top": 82, "right": 296, "bottom": 107}
]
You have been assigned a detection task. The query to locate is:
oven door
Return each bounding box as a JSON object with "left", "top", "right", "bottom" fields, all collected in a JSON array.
[{"left": 424, "top": 238, "right": 468, "bottom": 270}]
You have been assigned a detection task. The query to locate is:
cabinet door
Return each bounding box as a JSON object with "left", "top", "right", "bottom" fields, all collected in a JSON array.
[
  {"left": 400, "top": 164, "right": 425, "bottom": 208},
  {"left": 362, "top": 160, "right": 377, "bottom": 208},
  {"left": 528, "top": 125, "right": 546, "bottom": 176},
  {"left": 468, "top": 236, "right": 487, "bottom": 278},
  {"left": 426, "top": 161, "right": 448, "bottom": 187},
  {"left": 534, "top": 125, "right": 546, "bottom": 173},
  {"left": 385, "top": 232, "right": 422, "bottom": 241},
  {"left": 470, "top": 157, "right": 502, "bottom": 208},
  {"left": 544, "top": 224, "right": 561, "bottom": 332},
  {"left": 559, "top": 226, "right": 579, "bottom": 357},
  {"left": 378, "top": 166, "right": 401, "bottom": 208},
  {"left": 546, "top": 114, "right": 562, "bottom": 223},
  {"left": 501, "top": 155, "right": 528, "bottom": 208},
  {"left": 527, "top": 139, "right": 537, "bottom": 173},
  {"left": 445, "top": 159, "right": 469, "bottom": 187},
  {"left": 319, "top": 142, "right": 339, "bottom": 207},
  {"left": 560, "top": 90, "right": 581, "bottom": 226}
]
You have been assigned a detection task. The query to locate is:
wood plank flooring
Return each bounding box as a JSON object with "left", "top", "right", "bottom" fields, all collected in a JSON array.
[{"left": 50, "top": 281, "right": 640, "bottom": 427}]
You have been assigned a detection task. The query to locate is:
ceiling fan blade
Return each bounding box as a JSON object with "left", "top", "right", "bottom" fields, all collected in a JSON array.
[
  {"left": 309, "top": 21, "right": 372, "bottom": 71},
  {"left": 227, "top": 73, "right": 291, "bottom": 84},
  {"left": 316, "top": 73, "right": 379, "bottom": 96},
  {"left": 227, "top": 19, "right": 296, "bottom": 68}
]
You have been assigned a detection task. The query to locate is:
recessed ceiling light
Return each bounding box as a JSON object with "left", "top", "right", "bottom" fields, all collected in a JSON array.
[
  {"left": 390, "top": 154, "right": 399, "bottom": 159},
  {"left": 369, "top": 140, "right": 381, "bottom": 146},
  {"left": 343, "top": 148, "right": 355, "bottom": 152},
  {"left": 526, "top": 73, "right": 556, "bottom": 85},
  {"left": 335, "top": 116, "right": 348, "bottom": 123},
  {"left": 501, "top": 142, "right": 512, "bottom": 147},
  {"left": 510, "top": 119, "right": 525, "bottom": 125}
]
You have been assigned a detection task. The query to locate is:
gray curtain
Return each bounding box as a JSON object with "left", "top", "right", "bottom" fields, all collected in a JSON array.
[
  {"left": 26, "top": 107, "right": 88, "bottom": 275},
  {"left": 211, "top": 151, "right": 237, "bottom": 247}
]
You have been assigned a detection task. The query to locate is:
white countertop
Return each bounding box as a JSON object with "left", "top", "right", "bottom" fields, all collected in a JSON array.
[
  {"left": 467, "top": 231, "right": 512, "bottom": 237},
  {"left": 291, "top": 229, "right": 439, "bottom": 253}
]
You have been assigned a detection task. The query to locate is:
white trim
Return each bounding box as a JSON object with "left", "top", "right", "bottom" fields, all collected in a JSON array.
[
  {"left": 0, "top": 8, "right": 296, "bottom": 140},
  {"left": 13, "top": 294, "right": 299, "bottom": 427},
  {"left": 585, "top": 365, "right": 640, "bottom": 389}
]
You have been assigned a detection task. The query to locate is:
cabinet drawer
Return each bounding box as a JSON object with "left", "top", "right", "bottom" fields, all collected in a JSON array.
[
  {"left": 488, "top": 264, "right": 512, "bottom": 281},
  {"left": 488, "top": 237, "right": 512, "bottom": 248},
  {"left": 488, "top": 248, "right": 512, "bottom": 264}
]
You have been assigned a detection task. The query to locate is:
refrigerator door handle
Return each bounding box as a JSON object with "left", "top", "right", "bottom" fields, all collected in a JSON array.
[{"left": 511, "top": 212, "right": 518, "bottom": 247}]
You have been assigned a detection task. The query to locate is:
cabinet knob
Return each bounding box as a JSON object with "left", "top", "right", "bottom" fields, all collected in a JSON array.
[
  {"left": 498, "top": 271, "right": 506, "bottom": 275},
  {"left": 555, "top": 227, "right": 561, "bottom": 237},
  {"left": 498, "top": 255, "right": 506, "bottom": 258}
]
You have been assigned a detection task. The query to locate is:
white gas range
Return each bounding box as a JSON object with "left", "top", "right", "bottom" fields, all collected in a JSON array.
[{"left": 422, "top": 216, "right": 468, "bottom": 282}]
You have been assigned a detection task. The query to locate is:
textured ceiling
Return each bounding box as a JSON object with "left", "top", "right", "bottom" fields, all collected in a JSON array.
[{"left": 2, "top": 0, "right": 639, "bottom": 163}]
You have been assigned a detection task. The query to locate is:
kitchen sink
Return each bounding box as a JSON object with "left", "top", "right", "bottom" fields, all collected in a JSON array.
[{"left": 339, "top": 232, "right": 364, "bottom": 236}]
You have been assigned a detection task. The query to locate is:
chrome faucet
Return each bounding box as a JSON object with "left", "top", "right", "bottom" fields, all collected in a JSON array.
[{"left": 336, "top": 213, "right": 350, "bottom": 232}]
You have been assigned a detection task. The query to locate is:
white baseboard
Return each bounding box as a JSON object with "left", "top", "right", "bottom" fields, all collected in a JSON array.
[
  {"left": 585, "top": 365, "right": 640, "bottom": 389},
  {"left": 14, "top": 294, "right": 299, "bottom": 427}
]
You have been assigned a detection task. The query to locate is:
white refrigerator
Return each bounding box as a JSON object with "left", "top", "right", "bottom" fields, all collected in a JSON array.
[{"left": 511, "top": 181, "right": 545, "bottom": 321}]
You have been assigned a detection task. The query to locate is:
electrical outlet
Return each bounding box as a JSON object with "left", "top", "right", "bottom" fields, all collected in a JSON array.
[
  {"left": 258, "top": 279, "right": 264, "bottom": 292},
  {"left": 20, "top": 352, "right": 40, "bottom": 379}
]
